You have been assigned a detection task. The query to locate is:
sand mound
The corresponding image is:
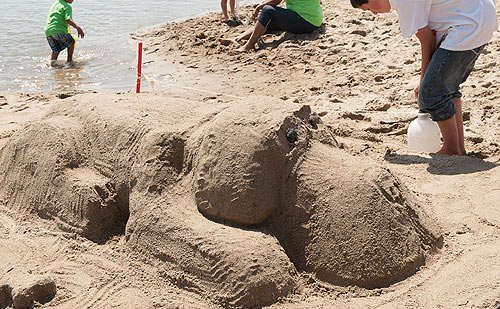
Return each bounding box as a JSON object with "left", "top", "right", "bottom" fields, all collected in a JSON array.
[
  {"left": 273, "top": 142, "right": 441, "bottom": 287},
  {"left": 0, "top": 111, "right": 130, "bottom": 242},
  {"left": 125, "top": 192, "right": 298, "bottom": 308},
  {"left": 188, "top": 99, "right": 441, "bottom": 287},
  {"left": 1, "top": 268, "right": 56, "bottom": 308},
  {"left": 0, "top": 93, "right": 442, "bottom": 307},
  {"left": 0, "top": 94, "right": 299, "bottom": 308},
  {"left": 192, "top": 103, "right": 313, "bottom": 225}
]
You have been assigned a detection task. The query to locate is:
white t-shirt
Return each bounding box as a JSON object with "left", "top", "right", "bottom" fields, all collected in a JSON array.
[{"left": 389, "top": 0, "right": 499, "bottom": 51}]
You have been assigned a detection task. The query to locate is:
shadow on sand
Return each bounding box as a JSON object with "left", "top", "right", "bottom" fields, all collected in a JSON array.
[
  {"left": 384, "top": 150, "right": 499, "bottom": 175},
  {"left": 258, "top": 24, "right": 325, "bottom": 50}
]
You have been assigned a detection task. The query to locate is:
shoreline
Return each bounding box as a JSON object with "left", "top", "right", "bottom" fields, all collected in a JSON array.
[{"left": 0, "top": 0, "right": 261, "bottom": 94}]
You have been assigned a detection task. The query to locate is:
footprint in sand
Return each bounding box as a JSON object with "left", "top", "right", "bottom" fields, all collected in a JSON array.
[
  {"left": 0, "top": 96, "right": 7, "bottom": 108},
  {"left": 56, "top": 92, "right": 75, "bottom": 100},
  {"left": 12, "top": 104, "right": 29, "bottom": 113},
  {"left": 0, "top": 211, "right": 17, "bottom": 236}
]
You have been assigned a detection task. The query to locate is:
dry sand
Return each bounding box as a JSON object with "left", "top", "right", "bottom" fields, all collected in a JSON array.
[{"left": 1, "top": 1, "right": 499, "bottom": 308}]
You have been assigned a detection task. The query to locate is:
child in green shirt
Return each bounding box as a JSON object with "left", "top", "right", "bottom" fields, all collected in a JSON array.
[
  {"left": 219, "top": 0, "right": 323, "bottom": 52},
  {"left": 45, "top": 0, "right": 84, "bottom": 65}
]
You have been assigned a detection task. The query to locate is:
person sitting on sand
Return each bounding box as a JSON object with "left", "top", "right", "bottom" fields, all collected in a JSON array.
[
  {"left": 350, "top": 0, "right": 498, "bottom": 156},
  {"left": 221, "top": 0, "right": 238, "bottom": 21},
  {"left": 45, "top": 0, "right": 85, "bottom": 65},
  {"left": 220, "top": 0, "right": 323, "bottom": 52}
]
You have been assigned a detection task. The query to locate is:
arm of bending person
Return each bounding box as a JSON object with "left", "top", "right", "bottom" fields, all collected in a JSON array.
[
  {"left": 67, "top": 19, "right": 85, "bottom": 38},
  {"left": 414, "top": 26, "right": 436, "bottom": 98},
  {"left": 252, "top": 0, "right": 282, "bottom": 21}
]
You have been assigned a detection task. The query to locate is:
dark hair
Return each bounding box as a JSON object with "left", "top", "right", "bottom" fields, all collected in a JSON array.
[{"left": 350, "top": 0, "right": 369, "bottom": 8}]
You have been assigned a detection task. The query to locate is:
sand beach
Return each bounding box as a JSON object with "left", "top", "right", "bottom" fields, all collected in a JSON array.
[{"left": 1, "top": 1, "right": 499, "bottom": 308}]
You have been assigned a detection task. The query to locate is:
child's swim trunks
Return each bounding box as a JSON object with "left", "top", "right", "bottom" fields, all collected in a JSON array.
[{"left": 46, "top": 33, "right": 75, "bottom": 53}]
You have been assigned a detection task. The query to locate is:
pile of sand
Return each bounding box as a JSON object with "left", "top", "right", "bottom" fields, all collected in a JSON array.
[
  {"left": 0, "top": 93, "right": 441, "bottom": 307},
  {"left": 1, "top": 0, "right": 499, "bottom": 308}
]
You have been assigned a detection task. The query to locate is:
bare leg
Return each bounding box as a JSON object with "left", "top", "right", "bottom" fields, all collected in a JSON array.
[
  {"left": 66, "top": 46, "right": 74, "bottom": 63},
  {"left": 229, "top": 0, "right": 237, "bottom": 19},
  {"left": 452, "top": 97, "right": 466, "bottom": 155},
  {"left": 219, "top": 27, "right": 253, "bottom": 46},
  {"left": 236, "top": 21, "right": 267, "bottom": 52},
  {"left": 235, "top": 27, "right": 253, "bottom": 41},
  {"left": 221, "top": 0, "right": 229, "bottom": 20},
  {"left": 50, "top": 52, "right": 59, "bottom": 67},
  {"left": 436, "top": 115, "right": 462, "bottom": 156}
]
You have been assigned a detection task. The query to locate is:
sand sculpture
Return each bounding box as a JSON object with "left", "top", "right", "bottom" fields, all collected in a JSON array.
[
  {"left": 0, "top": 94, "right": 441, "bottom": 308},
  {"left": 0, "top": 269, "right": 56, "bottom": 309}
]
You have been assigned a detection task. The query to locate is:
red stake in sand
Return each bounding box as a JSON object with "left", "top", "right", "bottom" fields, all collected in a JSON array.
[{"left": 136, "top": 42, "right": 143, "bottom": 93}]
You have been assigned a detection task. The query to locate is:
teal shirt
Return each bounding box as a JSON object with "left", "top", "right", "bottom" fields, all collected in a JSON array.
[
  {"left": 286, "top": 0, "right": 323, "bottom": 27},
  {"left": 45, "top": 0, "right": 73, "bottom": 37}
]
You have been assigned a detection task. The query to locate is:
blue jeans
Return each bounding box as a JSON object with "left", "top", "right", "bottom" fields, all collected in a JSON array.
[
  {"left": 418, "top": 45, "right": 486, "bottom": 122},
  {"left": 257, "top": 5, "right": 319, "bottom": 34}
]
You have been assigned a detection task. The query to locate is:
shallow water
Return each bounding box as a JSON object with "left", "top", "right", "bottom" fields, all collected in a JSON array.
[{"left": 0, "top": 0, "right": 258, "bottom": 93}]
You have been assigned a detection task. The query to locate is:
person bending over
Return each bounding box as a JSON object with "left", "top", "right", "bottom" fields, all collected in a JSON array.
[
  {"left": 350, "top": 0, "right": 497, "bottom": 156},
  {"left": 220, "top": 0, "right": 323, "bottom": 52}
]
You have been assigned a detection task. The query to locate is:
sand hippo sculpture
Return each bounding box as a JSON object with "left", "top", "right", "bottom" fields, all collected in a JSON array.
[{"left": 0, "top": 93, "right": 441, "bottom": 308}]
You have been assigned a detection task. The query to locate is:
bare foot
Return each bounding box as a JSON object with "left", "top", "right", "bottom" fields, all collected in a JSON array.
[
  {"left": 235, "top": 44, "right": 254, "bottom": 53},
  {"left": 435, "top": 147, "right": 463, "bottom": 156},
  {"left": 219, "top": 37, "right": 239, "bottom": 46}
]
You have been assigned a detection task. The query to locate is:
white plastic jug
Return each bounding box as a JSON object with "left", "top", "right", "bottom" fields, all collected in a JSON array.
[{"left": 407, "top": 111, "right": 441, "bottom": 153}]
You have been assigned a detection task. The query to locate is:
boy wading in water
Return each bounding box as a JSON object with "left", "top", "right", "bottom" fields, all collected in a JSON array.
[
  {"left": 350, "top": 0, "right": 498, "bottom": 156},
  {"left": 45, "top": 0, "right": 84, "bottom": 65}
]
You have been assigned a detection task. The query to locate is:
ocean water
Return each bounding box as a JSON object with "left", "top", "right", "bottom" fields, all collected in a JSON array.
[{"left": 0, "top": 0, "right": 258, "bottom": 93}]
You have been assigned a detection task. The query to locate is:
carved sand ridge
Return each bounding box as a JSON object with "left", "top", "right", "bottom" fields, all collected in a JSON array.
[{"left": 0, "top": 93, "right": 441, "bottom": 307}]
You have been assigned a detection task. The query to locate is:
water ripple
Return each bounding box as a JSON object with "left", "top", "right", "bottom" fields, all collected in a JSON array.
[{"left": 0, "top": 0, "right": 259, "bottom": 93}]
